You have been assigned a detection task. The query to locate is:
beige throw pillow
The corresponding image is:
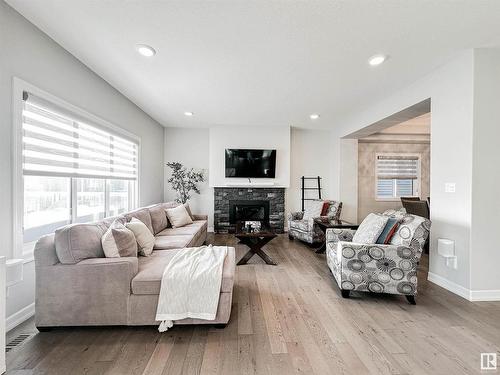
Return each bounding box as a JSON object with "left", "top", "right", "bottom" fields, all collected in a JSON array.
[
  {"left": 165, "top": 204, "right": 193, "bottom": 228},
  {"left": 126, "top": 217, "right": 155, "bottom": 256},
  {"left": 184, "top": 203, "right": 195, "bottom": 220},
  {"left": 101, "top": 220, "right": 138, "bottom": 258}
]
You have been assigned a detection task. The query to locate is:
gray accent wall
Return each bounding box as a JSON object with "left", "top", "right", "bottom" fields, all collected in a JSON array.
[{"left": 0, "top": 2, "right": 164, "bottom": 328}]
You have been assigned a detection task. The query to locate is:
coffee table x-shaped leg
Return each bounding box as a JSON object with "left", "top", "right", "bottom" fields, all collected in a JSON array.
[{"left": 236, "top": 236, "right": 277, "bottom": 266}]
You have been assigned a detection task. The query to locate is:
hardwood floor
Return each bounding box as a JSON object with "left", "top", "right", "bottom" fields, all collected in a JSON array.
[{"left": 6, "top": 234, "right": 500, "bottom": 374}]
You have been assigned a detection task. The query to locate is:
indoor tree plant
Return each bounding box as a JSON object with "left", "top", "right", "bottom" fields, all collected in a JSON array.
[{"left": 166, "top": 162, "right": 205, "bottom": 203}]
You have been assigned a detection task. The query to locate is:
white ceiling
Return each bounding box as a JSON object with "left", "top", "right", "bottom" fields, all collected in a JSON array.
[{"left": 7, "top": 0, "right": 500, "bottom": 128}]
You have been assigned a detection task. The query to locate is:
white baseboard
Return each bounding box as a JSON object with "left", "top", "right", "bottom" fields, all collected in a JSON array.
[
  {"left": 470, "top": 289, "right": 500, "bottom": 301},
  {"left": 6, "top": 303, "right": 35, "bottom": 332},
  {"left": 428, "top": 272, "right": 500, "bottom": 301},
  {"left": 427, "top": 272, "right": 471, "bottom": 300}
]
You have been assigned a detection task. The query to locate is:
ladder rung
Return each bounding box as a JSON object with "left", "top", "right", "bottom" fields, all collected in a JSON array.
[{"left": 303, "top": 188, "right": 321, "bottom": 190}]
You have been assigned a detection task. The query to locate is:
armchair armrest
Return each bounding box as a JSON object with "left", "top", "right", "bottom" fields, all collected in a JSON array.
[
  {"left": 288, "top": 211, "right": 304, "bottom": 221},
  {"left": 326, "top": 228, "right": 356, "bottom": 245}
]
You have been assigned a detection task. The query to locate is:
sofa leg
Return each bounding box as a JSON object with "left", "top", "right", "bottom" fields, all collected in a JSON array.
[
  {"left": 214, "top": 324, "right": 227, "bottom": 329},
  {"left": 288, "top": 234, "right": 294, "bottom": 240},
  {"left": 405, "top": 295, "right": 416, "bottom": 305},
  {"left": 341, "top": 289, "right": 350, "bottom": 299}
]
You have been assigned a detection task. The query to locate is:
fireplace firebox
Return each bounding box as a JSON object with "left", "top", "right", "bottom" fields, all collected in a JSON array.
[{"left": 229, "top": 200, "right": 270, "bottom": 224}]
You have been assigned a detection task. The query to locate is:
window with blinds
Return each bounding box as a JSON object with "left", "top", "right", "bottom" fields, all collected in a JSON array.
[
  {"left": 21, "top": 92, "right": 139, "bottom": 244},
  {"left": 22, "top": 94, "right": 138, "bottom": 180},
  {"left": 376, "top": 154, "right": 420, "bottom": 199}
]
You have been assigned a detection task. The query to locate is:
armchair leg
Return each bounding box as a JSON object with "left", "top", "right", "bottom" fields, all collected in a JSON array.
[
  {"left": 288, "top": 233, "right": 294, "bottom": 240},
  {"left": 405, "top": 295, "right": 416, "bottom": 305},
  {"left": 341, "top": 289, "right": 351, "bottom": 299}
]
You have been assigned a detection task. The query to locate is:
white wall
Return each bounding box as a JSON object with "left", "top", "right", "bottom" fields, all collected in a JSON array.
[
  {"left": 209, "top": 126, "right": 290, "bottom": 188},
  {"left": 333, "top": 50, "right": 475, "bottom": 296},
  {"left": 163, "top": 126, "right": 338, "bottom": 230},
  {"left": 339, "top": 139, "right": 358, "bottom": 223},
  {"left": 470, "top": 48, "right": 500, "bottom": 296},
  {"left": 289, "top": 128, "right": 334, "bottom": 214},
  {"left": 0, "top": 2, "right": 165, "bottom": 328},
  {"left": 164, "top": 128, "right": 213, "bottom": 229}
]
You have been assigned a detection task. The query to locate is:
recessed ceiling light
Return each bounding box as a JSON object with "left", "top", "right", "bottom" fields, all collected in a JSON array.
[
  {"left": 310, "top": 113, "right": 320, "bottom": 120},
  {"left": 368, "top": 54, "right": 387, "bottom": 66},
  {"left": 184, "top": 111, "right": 194, "bottom": 116},
  {"left": 136, "top": 44, "right": 156, "bottom": 57}
]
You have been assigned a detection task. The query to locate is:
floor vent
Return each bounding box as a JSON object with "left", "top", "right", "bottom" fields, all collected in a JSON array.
[{"left": 6, "top": 333, "right": 32, "bottom": 353}]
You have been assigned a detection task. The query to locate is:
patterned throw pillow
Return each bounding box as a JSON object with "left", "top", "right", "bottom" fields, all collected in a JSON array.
[
  {"left": 376, "top": 218, "right": 400, "bottom": 244},
  {"left": 326, "top": 201, "right": 342, "bottom": 219},
  {"left": 352, "top": 213, "right": 389, "bottom": 244},
  {"left": 302, "top": 200, "right": 325, "bottom": 220},
  {"left": 389, "top": 214, "right": 427, "bottom": 247}
]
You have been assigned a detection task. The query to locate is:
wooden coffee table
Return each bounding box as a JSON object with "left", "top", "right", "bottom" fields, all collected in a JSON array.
[
  {"left": 313, "top": 218, "right": 359, "bottom": 254},
  {"left": 235, "top": 222, "right": 278, "bottom": 266}
]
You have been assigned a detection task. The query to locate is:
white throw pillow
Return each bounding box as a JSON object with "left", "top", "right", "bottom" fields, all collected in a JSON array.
[
  {"left": 352, "top": 213, "right": 389, "bottom": 244},
  {"left": 126, "top": 217, "right": 155, "bottom": 256},
  {"left": 165, "top": 204, "right": 193, "bottom": 228},
  {"left": 302, "top": 200, "right": 324, "bottom": 221},
  {"left": 101, "top": 220, "right": 138, "bottom": 258}
]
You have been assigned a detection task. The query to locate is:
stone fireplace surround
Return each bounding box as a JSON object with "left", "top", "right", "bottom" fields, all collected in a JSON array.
[{"left": 214, "top": 187, "right": 285, "bottom": 233}]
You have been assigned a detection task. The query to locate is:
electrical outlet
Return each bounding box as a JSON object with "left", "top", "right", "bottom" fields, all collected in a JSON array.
[{"left": 445, "top": 183, "right": 456, "bottom": 193}]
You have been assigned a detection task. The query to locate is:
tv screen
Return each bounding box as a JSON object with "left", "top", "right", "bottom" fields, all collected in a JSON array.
[{"left": 225, "top": 149, "right": 276, "bottom": 178}]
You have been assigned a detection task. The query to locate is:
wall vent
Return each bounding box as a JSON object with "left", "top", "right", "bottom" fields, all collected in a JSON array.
[{"left": 6, "top": 333, "right": 32, "bottom": 353}]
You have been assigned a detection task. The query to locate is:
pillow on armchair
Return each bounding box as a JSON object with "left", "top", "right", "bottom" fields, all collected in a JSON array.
[
  {"left": 352, "top": 213, "right": 389, "bottom": 244},
  {"left": 302, "top": 200, "right": 325, "bottom": 220}
]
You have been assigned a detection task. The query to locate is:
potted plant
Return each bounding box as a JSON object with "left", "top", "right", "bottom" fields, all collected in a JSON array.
[{"left": 166, "top": 162, "right": 205, "bottom": 203}]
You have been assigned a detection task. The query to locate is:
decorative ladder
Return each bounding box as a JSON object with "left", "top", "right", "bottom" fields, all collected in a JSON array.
[{"left": 301, "top": 176, "right": 322, "bottom": 212}]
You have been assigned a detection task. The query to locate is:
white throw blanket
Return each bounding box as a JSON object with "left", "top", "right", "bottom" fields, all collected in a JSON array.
[{"left": 155, "top": 245, "right": 228, "bottom": 332}]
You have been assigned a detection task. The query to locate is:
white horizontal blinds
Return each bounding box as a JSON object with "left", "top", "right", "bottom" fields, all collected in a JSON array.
[
  {"left": 376, "top": 155, "right": 418, "bottom": 180},
  {"left": 22, "top": 93, "right": 138, "bottom": 180}
]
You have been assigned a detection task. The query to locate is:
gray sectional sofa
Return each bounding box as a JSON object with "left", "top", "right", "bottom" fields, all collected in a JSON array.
[{"left": 34, "top": 202, "right": 235, "bottom": 329}]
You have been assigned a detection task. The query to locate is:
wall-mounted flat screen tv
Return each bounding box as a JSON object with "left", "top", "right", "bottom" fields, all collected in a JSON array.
[{"left": 225, "top": 149, "right": 276, "bottom": 178}]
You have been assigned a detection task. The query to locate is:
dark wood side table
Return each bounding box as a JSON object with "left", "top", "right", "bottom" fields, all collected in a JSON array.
[
  {"left": 235, "top": 222, "right": 278, "bottom": 266},
  {"left": 313, "top": 218, "right": 359, "bottom": 254}
]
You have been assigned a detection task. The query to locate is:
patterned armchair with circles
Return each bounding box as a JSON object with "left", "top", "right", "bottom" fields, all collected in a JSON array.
[
  {"left": 325, "top": 209, "right": 431, "bottom": 304},
  {"left": 288, "top": 200, "right": 342, "bottom": 244}
]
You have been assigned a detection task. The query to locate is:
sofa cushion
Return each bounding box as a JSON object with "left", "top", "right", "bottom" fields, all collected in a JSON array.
[
  {"left": 131, "top": 247, "right": 235, "bottom": 295},
  {"left": 154, "top": 235, "right": 192, "bottom": 250},
  {"left": 55, "top": 222, "right": 108, "bottom": 264},
  {"left": 156, "top": 220, "right": 207, "bottom": 236},
  {"left": 148, "top": 204, "right": 169, "bottom": 234},
  {"left": 125, "top": 208, "right": 154, "bottom": 234}
]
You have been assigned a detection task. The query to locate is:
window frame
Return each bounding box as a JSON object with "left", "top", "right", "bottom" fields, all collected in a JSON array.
[
  {"left": 12, "top": 78, "right": 141, "bottom": 261},
  {"left": 374, "top": 152, "right": 421, "bottom": 202}
]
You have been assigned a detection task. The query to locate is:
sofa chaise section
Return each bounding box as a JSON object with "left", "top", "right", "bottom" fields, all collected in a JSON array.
[{"left": 34, "top": 204, "right": 233, "bottom": 328}]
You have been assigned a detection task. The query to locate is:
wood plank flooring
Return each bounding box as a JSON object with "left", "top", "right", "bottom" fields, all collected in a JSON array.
[{"left": 6, "top": 233, "right": 500, "bottom": 374}]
